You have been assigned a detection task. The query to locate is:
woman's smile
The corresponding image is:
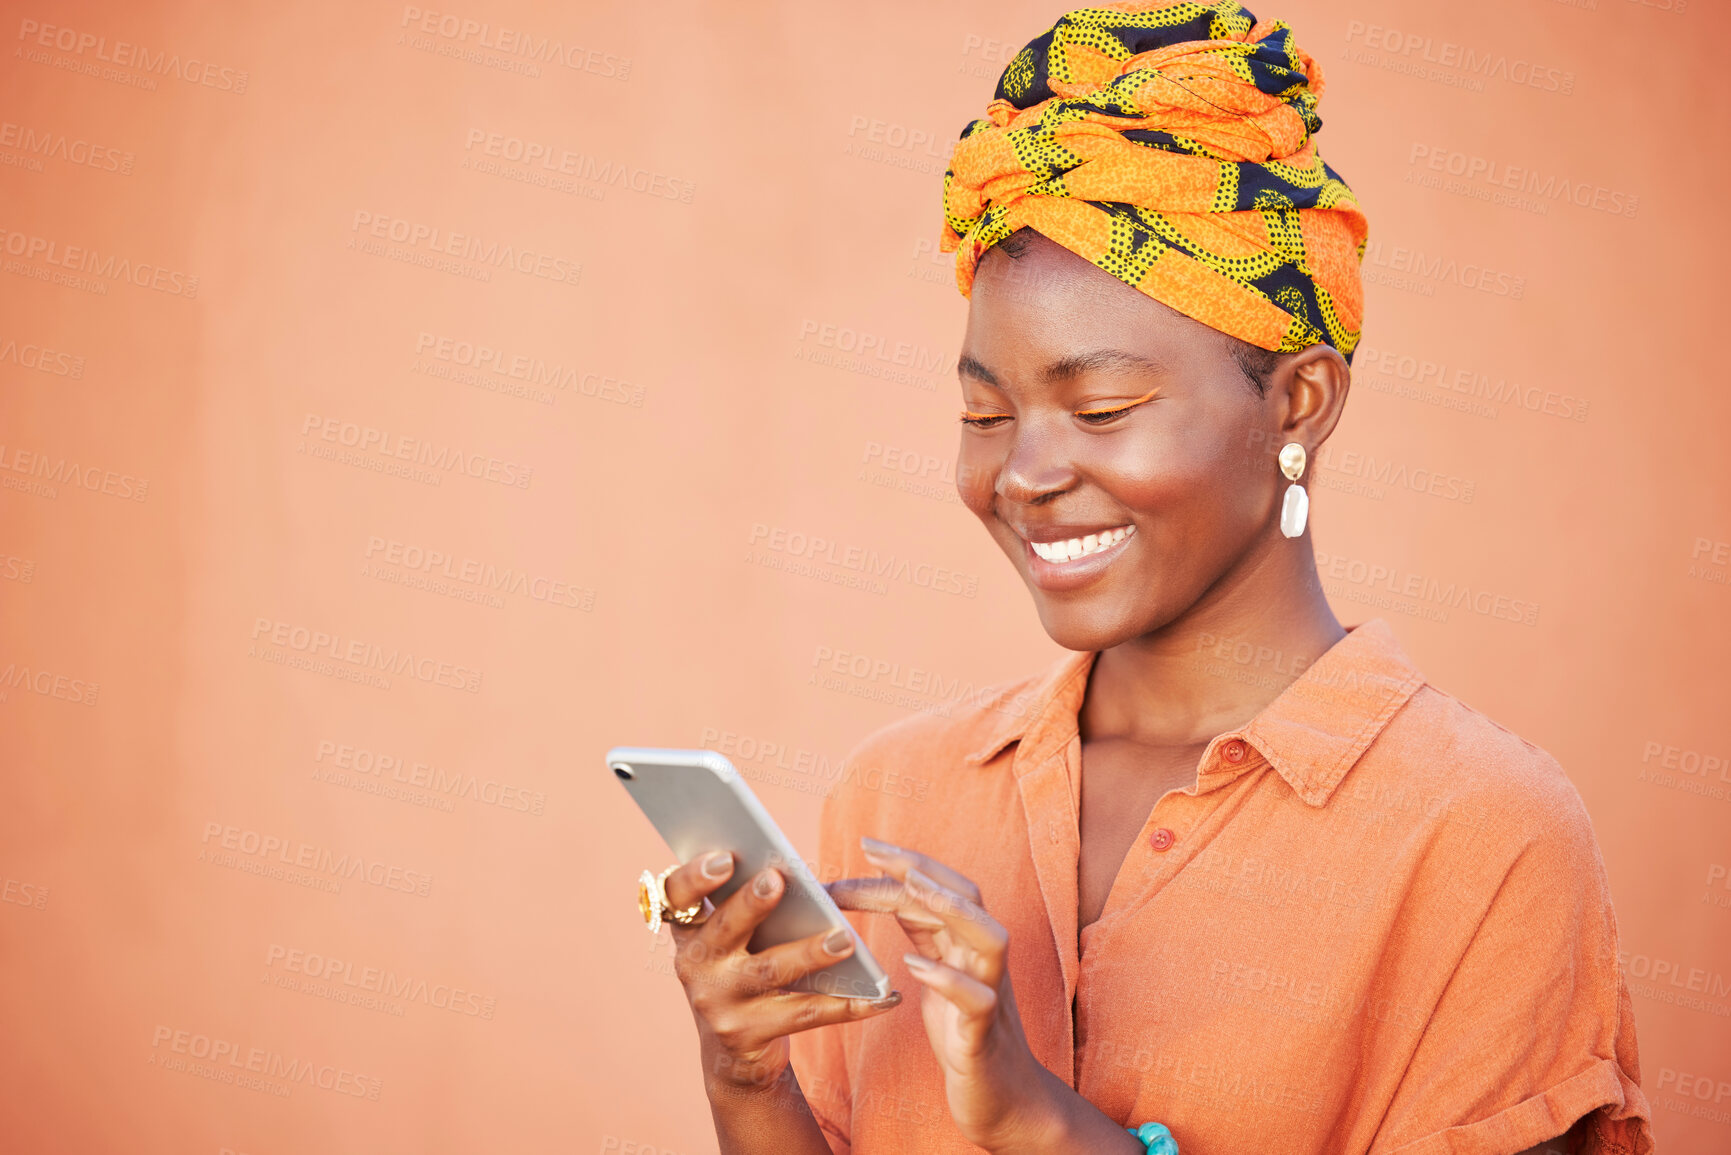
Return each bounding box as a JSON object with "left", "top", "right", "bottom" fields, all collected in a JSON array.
[{"left": 1015, "top": 522, "right": 1137, "bottom": 590}]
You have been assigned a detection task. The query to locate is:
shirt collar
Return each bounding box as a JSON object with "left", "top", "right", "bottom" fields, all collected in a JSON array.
[{"left": 963, "top": 619, "right": 1426, "bottom": 807}]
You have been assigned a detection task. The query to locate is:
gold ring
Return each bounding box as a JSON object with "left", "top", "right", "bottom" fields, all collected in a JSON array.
[{"left": 637, "top": 865, "right": 704, "bottom": 933}]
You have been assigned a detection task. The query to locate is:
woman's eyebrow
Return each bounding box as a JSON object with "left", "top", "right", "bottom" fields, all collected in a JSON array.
[
  {"left": 1044, "top": 349, "right": 1167, "bottom": 381},
  {"left": 957, "top": 353, "right": 1000, "bottom": 386}
]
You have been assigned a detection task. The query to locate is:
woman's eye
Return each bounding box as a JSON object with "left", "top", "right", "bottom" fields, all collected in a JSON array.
[
  {"left": 959, "top": 413, "right": 1012, "bottom": 429},
  {"left": 1074, "top": 388, "right": 1158, "bottom": 426}
]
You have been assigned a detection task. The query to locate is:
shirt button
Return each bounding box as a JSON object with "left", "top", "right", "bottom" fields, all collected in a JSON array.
[
  {"left": 1223, "top": 738, "right": 1248, "bottom": 764},
  {"left": 1149, "top": 827, "right": 1175, "bottom": 852}
]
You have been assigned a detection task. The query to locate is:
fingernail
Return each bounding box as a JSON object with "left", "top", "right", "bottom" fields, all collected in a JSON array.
[
  {"left": 701, "top": 852, "right": 733, "bottom": 879},
  {"left": 860, "top": 836, "right": 899, "bottom": 858},
  {"left": 902, "top": 952, "right": 936, "bottom": 972},
  {"left": 822, "top": 928, "right": 853, "bottom": 956},
  {"left": 753, "top": 870, "right": 778, "bottom": 898},
  {"left": 869, "top": 991, "right": 902, "bottom": 1009}
]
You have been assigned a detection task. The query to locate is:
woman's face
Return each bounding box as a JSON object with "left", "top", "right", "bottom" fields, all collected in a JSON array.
[{"left": 956, "top": 234, "right": 1297, "bottom": 652}]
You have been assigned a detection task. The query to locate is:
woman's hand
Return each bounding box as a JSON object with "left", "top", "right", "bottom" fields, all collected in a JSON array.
[
  {"left": 828, "top": 838, "right": 1132, "bottom": 1154},
  {"left": 662, "top": 852, "right": 902, "bottom": 1098}
]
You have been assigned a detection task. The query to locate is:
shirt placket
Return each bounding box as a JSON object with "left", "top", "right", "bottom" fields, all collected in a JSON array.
[{"left": 1082, "top": 732, "right": 1262, "bottom": 938}]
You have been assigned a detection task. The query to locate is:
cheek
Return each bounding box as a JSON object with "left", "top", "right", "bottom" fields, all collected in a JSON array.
[
  {"left": 1097, "top": 429, "right": 1263, "bottom": 528},
  {"left": 956, "top": 438, "right": 999, "bottom": 521}
]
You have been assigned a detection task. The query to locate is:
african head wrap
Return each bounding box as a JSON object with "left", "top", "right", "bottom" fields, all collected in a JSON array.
[{"left": 940, "top": 1, "right": 1367, "bottom": 359}]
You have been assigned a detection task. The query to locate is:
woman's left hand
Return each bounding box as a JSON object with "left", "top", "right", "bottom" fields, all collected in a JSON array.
[{"left": 828, "top": 837, "right": 1086, "bottom": 1153}]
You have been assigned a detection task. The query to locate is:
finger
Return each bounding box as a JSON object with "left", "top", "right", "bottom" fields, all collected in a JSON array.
[
  {"left": 828, "top": 877, "right": 941, "bottom": 925},
  {"left": 731, "top": 925, "right": 861, "bottom": 995},
  {"left": 903, "top": 869, "right": 1010, "bottom": 986},
  {"left": 696, "top": 867, "right": 787, "bottom": 954},
  {"left": 708, "top": 989, "right": 904, "bottom": 1053},
  {"left": 859, "top": 838, "right": 982, "bottom": 903},
  {"left": 664, "top": 850, "right": 737, "bottom": 912},
  {"left": 834, "top": 873, "right": 1005, "bottom": 960},
  {"left": 903, "top": 952, "right": 997, "bottom": 1022}
]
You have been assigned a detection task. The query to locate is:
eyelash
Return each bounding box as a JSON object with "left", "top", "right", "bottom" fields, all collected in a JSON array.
[{"left": 958, "top": 389, "right": 1158, "bottom": 429}]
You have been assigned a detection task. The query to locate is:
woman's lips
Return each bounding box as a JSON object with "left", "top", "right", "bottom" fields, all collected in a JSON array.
[{"left": 1019, "top": 524, "right": 1137, "bottom": 591}]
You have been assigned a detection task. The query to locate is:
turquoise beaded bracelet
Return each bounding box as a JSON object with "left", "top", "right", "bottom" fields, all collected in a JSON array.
[{"left": 1125, "top": 1121, "right": 1178, "bottom": 1154}]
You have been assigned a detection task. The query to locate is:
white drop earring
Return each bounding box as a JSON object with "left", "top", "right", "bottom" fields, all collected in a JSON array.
[{"left": 1278, "top": 442, "right": 1308, "bottom": 539}]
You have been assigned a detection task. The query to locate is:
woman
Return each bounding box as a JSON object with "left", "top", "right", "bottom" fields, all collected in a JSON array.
[{"left": 643, "top": 5, "right": 1653, "bottom": 1152}]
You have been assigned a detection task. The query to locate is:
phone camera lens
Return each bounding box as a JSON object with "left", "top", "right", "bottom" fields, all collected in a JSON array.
[{"left": 612, "top": 764, "right": 634, "bottom": 780}]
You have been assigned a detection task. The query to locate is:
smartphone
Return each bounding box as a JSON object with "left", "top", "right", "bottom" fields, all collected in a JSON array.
[{"left": 609, "top": 746, "right": 890, "bottom": 1000}]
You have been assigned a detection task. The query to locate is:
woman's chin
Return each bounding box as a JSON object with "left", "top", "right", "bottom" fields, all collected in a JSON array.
[{"left": 1032, "top": 600, "right": 1159, "bottom": 654}]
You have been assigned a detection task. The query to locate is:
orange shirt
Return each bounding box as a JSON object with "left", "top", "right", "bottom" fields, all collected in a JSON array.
[{"left": 790, "top": 620, "right": 1652, "bottom": 1154}]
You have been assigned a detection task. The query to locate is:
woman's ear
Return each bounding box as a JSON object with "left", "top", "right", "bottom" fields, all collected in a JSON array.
[{"left": 1273, "top": 344, "right": 1351, "bottom": 449}]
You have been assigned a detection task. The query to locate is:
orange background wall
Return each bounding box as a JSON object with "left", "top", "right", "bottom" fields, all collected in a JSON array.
[{"left": 1, "top": 1, "right": 1727, "bottom": 1152}]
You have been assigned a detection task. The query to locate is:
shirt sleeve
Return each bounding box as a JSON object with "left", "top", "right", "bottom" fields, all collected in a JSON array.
[{"left": 1373, "top": 777, "right": 1653, "bottom": 1155}]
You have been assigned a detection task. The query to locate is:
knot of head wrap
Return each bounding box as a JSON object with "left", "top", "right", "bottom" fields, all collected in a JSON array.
[{"left": 941, "top": 0, "right": 1367, "bottom": 359}]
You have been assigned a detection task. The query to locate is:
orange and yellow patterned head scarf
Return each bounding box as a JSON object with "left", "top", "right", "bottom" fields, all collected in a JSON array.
[{"left": 941, "top": 1, "right": 1367, "bottom": 359}]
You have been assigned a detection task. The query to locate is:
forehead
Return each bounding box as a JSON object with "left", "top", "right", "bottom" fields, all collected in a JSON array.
[{"left": 965, "top": 235, "right": 1235, "bottom": 366}]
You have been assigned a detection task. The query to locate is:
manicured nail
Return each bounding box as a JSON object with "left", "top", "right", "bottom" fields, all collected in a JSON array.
[
  {"left": 822, "top": 928, "right": 853, "bottom": 956},
  {"left": 906, "top": 867, "right": 938, "bottom": 893},
  {"left": 702, "top": 852, "right": 733, "bottom": 879},
  {"left": 860, "top": 837, "right": 900, "bottom": 858},
  {"left": 753, "top": 870, "right": 779, "bottom": 898},
  {"left": 868, "top": 991, "right": 902, "bottom": 1009},
  {"left": 902, "top": 952, "right": 937, "bottom": 972}
]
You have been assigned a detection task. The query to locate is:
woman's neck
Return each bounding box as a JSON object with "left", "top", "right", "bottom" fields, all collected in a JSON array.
[{"left": 1079, "top": 541, "right": 1345, "bottom": 748}]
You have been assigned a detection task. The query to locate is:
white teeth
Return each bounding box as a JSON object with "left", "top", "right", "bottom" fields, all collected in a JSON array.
[{"left": 1029, "top": 525, "right": 1135, "bottom": 563}]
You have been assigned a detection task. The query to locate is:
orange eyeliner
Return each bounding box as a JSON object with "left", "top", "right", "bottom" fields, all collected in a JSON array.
[{"left": 1075, "top": 387, "right": 1159, "bottom": 417}]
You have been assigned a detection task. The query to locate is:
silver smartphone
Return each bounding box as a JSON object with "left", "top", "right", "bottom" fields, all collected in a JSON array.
[{"left": 609, "top": 746, "right": 890, "bottom": 1000}]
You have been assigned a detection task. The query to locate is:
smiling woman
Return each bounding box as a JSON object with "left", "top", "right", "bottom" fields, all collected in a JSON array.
[{"left": 652, "top": 4, "right": 1655, "bottom": 1154}]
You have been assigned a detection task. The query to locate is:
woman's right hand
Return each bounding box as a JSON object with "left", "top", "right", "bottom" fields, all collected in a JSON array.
[{"left": 666, "top": 850, "right": 903, "bottom": 1096}]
